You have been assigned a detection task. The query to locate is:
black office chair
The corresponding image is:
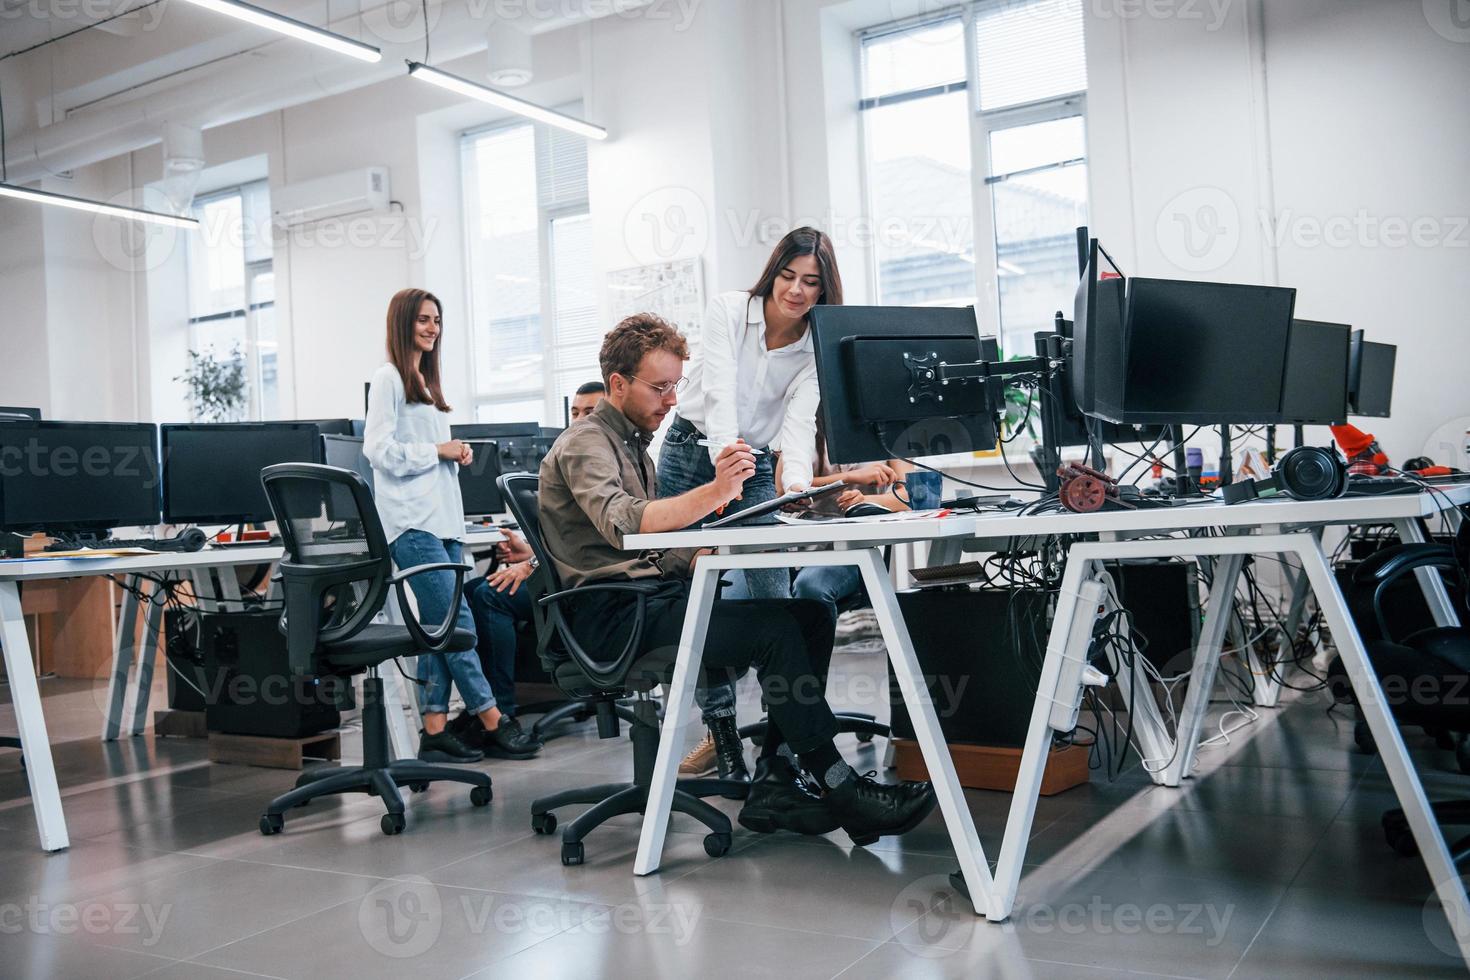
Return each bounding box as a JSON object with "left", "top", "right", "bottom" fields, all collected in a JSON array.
[
  {"left": 497, "top": 472, "right": 745, "bottom": 866},
  {"left": 1328, "top": 511, "right": 1470, "bottom": 862},
  {"left": 256, "top": 463, "right": 491, "bottom": 837}
]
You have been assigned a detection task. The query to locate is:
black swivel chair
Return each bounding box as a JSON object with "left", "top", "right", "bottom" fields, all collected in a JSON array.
[
  {"left": 1328, "top": 511, "right": 1470, "bottom": 861},
  {"left": 256, "top": 463, "right": 492, "bottom": 837},
  {"left": 498, "top": 472, "right": 746, "bottom": 866}
]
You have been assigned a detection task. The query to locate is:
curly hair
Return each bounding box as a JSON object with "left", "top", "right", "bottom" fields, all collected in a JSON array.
[{"left": 598, "top": 313, "right": 690, "bottom": 385}]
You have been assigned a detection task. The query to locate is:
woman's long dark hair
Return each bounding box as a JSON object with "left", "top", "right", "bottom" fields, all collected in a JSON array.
[
  {"left": 385, "top": 287, "right": 450, "bottom": 412},
  {"left": 748, "top": 226, "right": 843, "bottom": 308}
]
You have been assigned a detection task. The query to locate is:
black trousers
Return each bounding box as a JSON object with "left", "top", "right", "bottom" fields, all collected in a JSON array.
[{"left": 571, "top": 582, "right": 839, "bottom": 754}]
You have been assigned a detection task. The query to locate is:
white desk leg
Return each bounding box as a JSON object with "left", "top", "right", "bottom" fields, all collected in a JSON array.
[
  {"left": 858, "top": 548, "right": 998, "bottom": 915},
  {"left": 635, "top": 563, "right": 718, "bottom": 876},
  {"left": 0, "top": 582, "right": 69, "bottom": 852},
  {"left": 102, "top": 576, "right": 144, "bottom": 741},
  {"left": 126, "top": 580, "right": 168, "bottom": 737},
  {"left": 1297, "top": 539, "right": 1470, "bottom": 969},
  {"left": 1393, "top": 517, "right": 1463, "bottom": 628},
  {"left": 995, "top": 553, "right": 1101, "bottom": 918},
  {"left": 1161, "top": 553, "right": 1246, "bottom": 787}
]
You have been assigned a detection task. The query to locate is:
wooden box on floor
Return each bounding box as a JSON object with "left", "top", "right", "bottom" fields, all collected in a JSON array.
[
  {"left": 208, "top": 730, "right": 343, "bottom": 770},
  {"left": 891, "top": 738, "right": 1089, "bottom": 796}
]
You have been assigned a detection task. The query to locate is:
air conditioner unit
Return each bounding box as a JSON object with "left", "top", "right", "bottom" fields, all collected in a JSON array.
[{"left": 271, "top": 166, "right": 390, "bottom": 227}]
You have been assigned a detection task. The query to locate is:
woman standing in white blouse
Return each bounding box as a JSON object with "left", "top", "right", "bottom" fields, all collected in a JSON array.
[
  {"left": 364, "top": 288, "right": 538, "bottom": 765},
  {"left": 658, "top": 227, "right": 844, "bottom": 783}
]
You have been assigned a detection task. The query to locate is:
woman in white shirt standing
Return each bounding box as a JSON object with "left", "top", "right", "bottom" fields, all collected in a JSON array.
[
  {"left": 364, "top": 288, "right": 536, "bottom": 764},
  {"left": 658, "top": 227, "right": 843, "bottom": 783}
]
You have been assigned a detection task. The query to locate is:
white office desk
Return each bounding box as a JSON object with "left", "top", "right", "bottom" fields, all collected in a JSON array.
[
  {"left": 625, "top": 485, "right": 1470, "bottom": 969},
  {"left": 0, "top": 528, "right": 503, "bottom": 854}
]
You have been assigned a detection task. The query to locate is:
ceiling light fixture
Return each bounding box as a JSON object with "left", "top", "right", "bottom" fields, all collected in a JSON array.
[
  {"left": 0, "top": 182, "right": 199, "bottom": 229},
  {"left": 177, "top": 0, "right": 382, "bottom": 63},
  {"left": 406, "top": 62, "right": 607, "bottom": 141}
]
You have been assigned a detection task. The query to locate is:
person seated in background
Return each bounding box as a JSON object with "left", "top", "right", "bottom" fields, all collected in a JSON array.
[
  {"left": 539, "top": 312, "right": 936, "bottom": 842},
  {"left": 569, "top": 381, "right": 606, "bottom": 421},
  {"left": 457, "top": 530, "right": 545, "bottom": 759},
  {"left": 778, "top": 415, "right": 912, "bottom": 627}
]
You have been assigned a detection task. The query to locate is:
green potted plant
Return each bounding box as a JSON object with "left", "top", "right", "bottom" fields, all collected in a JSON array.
[{"left": 176, "top": 344, "right": 247, "bottom": 422}]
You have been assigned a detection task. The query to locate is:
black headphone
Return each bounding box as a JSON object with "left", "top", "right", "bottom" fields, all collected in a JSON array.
[
  {"left": 151, "top": 527, "right": 209, "bottom": 552},
  {"left": 1222, "top": 445, "right": 1349, "bottom": 505}
]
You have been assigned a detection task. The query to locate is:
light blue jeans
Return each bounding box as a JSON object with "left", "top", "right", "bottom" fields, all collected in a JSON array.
[
  {"left": 793, "top": 564, "right": 864, "bottom": 625},
  {"left": 389, "top": 530, "right": 495, "bottom": 717}
]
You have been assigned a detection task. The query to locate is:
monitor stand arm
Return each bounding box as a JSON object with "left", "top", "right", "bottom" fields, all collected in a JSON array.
[
  {"left": 1219, "top": 425, "right": 1234, "bottom": 486},
  {"left": 1171, "top": 425, "right": 1190, "bottom": 497}
]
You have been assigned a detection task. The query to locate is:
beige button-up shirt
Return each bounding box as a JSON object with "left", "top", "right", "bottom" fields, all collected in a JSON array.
[{"left": 538, "top": 399, "right": 697, "bottom": 588}]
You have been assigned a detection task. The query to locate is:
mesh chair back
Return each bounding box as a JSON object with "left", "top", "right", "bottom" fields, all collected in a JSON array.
[{"left": 262, "top": 463, "right": 391, "bottom": 651}]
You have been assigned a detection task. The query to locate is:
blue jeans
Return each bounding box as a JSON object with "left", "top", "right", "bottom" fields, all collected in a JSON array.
[
  {"left": 389, "top": 530, "right": 495, "bottom": 717},
  {"left": 793, "top": 564, "right": 864, "bottom": 625},
  {"left": 658, "top": 418, "right": 787, "bottom": 722},
  {"left": 465, "top": 576, "right": 532, "bottom": 718}
]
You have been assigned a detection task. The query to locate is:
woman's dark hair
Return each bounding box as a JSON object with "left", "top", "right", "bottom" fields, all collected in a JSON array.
[
  {"left": 385, "top": 287, "right": 450, "bottom": 412},
  {"left": 748, "top": 226, "right": 843, "bottom": 308}
]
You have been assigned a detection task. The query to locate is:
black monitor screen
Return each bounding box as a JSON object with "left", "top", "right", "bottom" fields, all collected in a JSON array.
[
  {"left": 1276, "top": 320, "right": 1351, "bottom": 425},
  {"left": 1034, "top": 331, "right": 1165, "bottom": 448},
  {"left": 809, "top": 306, "right": 999, "bottom": 465},
  {"left": 1105, "top": 278, "right": 1296, "bottom": 425},
  {"left": 1070, "top": 239, "right": 1127, "bottom": 415},
  {"left": 0, "top": 422, "right": 160, "bottom": 533},
  {"left": 1351, "top": 341, "right": 1396, "bottom": 418},
  {"left": 162, "top": 423, "right": 322, "bottom": 524},
  {"left": 451, "top": 425, "right": 506, "bottom": 518},
  {"left": 293, "top": 418, "right": 354, "bottom": 436}
]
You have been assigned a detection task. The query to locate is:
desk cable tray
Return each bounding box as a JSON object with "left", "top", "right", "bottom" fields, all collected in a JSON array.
[{"left": 908, "top": 561, "right": 986, "bottom": 589}]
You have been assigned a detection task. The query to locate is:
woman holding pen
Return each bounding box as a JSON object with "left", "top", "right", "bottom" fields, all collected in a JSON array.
[
  {"left": 364, "top": 288, "right": 540, "bottom": 765},
  {"left": 658, "top": 227, "right": 844, "bottom": 783}
]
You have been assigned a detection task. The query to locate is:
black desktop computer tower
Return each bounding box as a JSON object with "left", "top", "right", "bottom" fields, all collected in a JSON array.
[
  {"left": 166, "top": 609, "right": 339, "bottom": 738},
  {"left": 888, "top": 588, "right": 1047, "bottom": 748},
  {"left": 1105, "top": 560, "right": 1201, "bottom": 678}
]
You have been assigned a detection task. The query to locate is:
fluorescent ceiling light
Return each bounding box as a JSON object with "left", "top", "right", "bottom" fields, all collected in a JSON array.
[
  {"left": 406, "top": 62, "right": 608, "bottom": 141},
  {"left": 177, "top": 0, "right": 382, "bottom": 63},
  {"left": 0, "top": 182, "right": 199, "bottom": 229}
]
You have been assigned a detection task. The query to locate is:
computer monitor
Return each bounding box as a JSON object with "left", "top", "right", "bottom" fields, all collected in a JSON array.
[
  {"left": 808, "top": 306, "right": 1000, "bottom": 465},
  {"left": 1033, "top": 329, "right": 1165, "bottom": 448},
  {"left": 0, "top": 406, "right": 41, "bottom": 422},
  {"left": 1275, "top": 319, "right": 1351, "bottom": 425},
  {"left": 0, "top": 422, "right": 160, "bottom": 534},
  {"left": 162, "top": 422, "right": 322, "bottom": 524},
  {"left": 1349, "top": 339, "right": 1396, "bottom": 418},
  {"left": 454, "top": 422, "right": 542, "bottom": 440},
  {"left": 1093, "top": 277, "right": 1296, "bottom": 426},
  {"left": 1070, "top": 237, "right": 1128, "bottom": 416},
  {"left": 293, "top": 418, "right": 354, "bottom": 436},
  {"left": 451, "top": 425, "right": 508, "bottom": 519},
  {"left": 321, "top": 435, "right": 373, "bottom": 522}
]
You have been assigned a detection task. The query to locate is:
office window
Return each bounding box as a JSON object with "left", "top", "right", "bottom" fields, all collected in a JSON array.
[
  {"left": 461, "top": 114, "right": 592, "bottom": 425},
  {"left": 860, "top": 0, "right": 1089, "bottom": 361},
  {"left": 185, "top": 180, "right": 277, "bottom": 419}
]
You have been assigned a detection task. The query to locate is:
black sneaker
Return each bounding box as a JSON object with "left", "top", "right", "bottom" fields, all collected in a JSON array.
[
  {"left": 446, "top": 711, "right": 485, "bottom": 750},
  {"left": 709, "top": 715, "right": 750, "bottom": 784},
  {"left": 483, "top": 716, "right": 542, "bottom": 760},
  {"left": 823, "top": 770, "right": 936, "bottom": 846},
  {"left": 418, "top": 728, "right": 484, "bottom": 764},
  {"left": 738, "top": 757, "right": 840, "bottom": 836}
]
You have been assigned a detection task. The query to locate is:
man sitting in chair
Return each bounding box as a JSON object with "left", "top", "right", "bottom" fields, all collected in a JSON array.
[{"left": 537, "top": 312, "right": 936, "bottom": 843}]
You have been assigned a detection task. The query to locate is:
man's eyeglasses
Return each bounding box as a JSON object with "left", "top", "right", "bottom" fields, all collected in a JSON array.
[{"left": 630, "top": 374, "right": 689, "bottom": 397}]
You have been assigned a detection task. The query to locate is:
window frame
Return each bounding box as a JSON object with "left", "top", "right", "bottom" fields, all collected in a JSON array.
[
  {"left": 184, "top": 179, "right": 275, "bottom": 421},
  {"left": 459, "top": 118, "right": 591, "bottom": 426}
]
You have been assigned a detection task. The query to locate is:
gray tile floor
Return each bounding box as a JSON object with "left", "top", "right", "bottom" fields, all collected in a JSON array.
[{"left": 1, "top": 647, "right": 1467, "bottom": 979}]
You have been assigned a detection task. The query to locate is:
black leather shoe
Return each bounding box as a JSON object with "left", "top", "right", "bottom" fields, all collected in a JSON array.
[
  {"left": 738, "top": 757, "right": 840, "bottom": 835},
  {"left": 823, "top": 770, "right": 936, "bottom": 846},
  {"left": 484, "top": 716, "right": 543, "bottom": 760},
  {"left": 446, "top": 710, "right": 483, "bottom": 748},
  {"left": 418, "top": 729, "right": 483, "bottom": 764},
  {"left": 709, "top": 715, "right": 750, "bottom": 783}
]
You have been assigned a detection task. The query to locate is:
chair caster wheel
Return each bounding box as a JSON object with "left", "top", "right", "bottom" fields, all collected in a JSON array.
[
  {"left": 1387, "top": 827, "right": 1418, "bottom": 857},
  {"left": 704, "top": 832, "right": 732, "bottom": 857},
  {"left": 259, "top": 813, "right": 283, "bottom": 836},
  {"left": 1354, "top": 721, "right": 1376, "bottom": 755},
  {"left": 408, "top": 782, "right": 429, "bottom": 793},
  {"left": 561, "top": 841, "right": 584, "bottom": 866},
  {"left": 532, "top": 812, "right": 557, "bottom": 835},
  {"left": 470, "top": 785, "right": 492, "bottom": 807},
  {"left": 857, "top": 732, "right": 874, "bottom": 744},
  {"left": 381, "top": 813, "right": 406, "bottom": 836}
]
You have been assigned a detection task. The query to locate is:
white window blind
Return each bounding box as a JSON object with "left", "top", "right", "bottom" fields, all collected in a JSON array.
[
  {"left": 974, "top": 0, "right": 1087, "bottom": 111},
  {"left": 549, "top": 213, "right": 600, "bottom": 399}
]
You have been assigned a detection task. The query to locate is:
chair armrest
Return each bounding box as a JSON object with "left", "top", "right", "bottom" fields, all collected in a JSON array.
[
  {"left": 390, "top": 562, "right": 475, "bottom": 653},
  {"left": 1353, "top": 544, "right": 1456, "bottom": 588},
  {"left": 537, "top": 579, "right": 679, "bottom": 609},
  {"left": 541, "top": 579, "right": 686, "bottom": 689}
]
